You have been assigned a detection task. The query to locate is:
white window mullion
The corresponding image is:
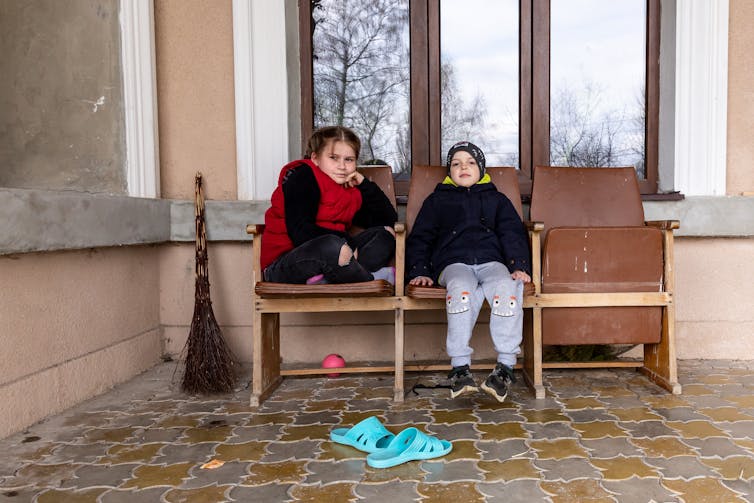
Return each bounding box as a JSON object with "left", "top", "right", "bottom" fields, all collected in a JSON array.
[
  {"left": 120, "top": 0, "right": 160, "bottom": 198},
  {"left": 674, "top": 0, "right": 728, "bottom": 196},
  {"left": 233, "top": 0, "right": 289, "bottom": 200}
]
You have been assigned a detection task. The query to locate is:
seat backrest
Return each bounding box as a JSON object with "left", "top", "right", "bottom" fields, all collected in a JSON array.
[
  {"left": 530, "top": 166, "right": 645, "bottom": 234},
  {"left": 406, "top": 165, "right": 522, "bottom": 234},
  {"left": 358, "top": 165, "right": 396, "bottom": 208}
]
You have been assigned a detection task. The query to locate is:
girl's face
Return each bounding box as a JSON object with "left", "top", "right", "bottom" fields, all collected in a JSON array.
[
  {"left": 449, "top": 151, "right": 481, "bottom": 187},
  {"left": 310, "top": 140, "right": 358, "bottom": 185}
]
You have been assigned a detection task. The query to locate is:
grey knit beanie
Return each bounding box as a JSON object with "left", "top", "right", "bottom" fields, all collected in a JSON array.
[{"left": 446, "top": 141, "right": 486, "bottom": 177}]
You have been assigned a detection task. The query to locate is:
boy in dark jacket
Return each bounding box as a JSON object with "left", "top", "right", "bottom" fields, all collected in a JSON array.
[{"left": 406, "top": 141, "right": 531, "bottom": 402}]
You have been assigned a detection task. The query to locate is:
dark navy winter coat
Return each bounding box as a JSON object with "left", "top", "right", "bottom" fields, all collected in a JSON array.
[{"left": 406, "top": 176, "right": 531, "bottom": 282}]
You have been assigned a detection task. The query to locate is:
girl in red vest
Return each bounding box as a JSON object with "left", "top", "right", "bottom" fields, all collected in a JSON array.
[{"left": 261, "top": 126, "right": 397, "bottom": 284}]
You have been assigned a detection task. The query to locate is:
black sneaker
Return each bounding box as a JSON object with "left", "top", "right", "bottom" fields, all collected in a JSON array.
[
  {"left": 480, "top": 363, "right": 516, "bottom": 403},
  {"left": 448, "top": 365, "right": 478, "bottom": 399}
]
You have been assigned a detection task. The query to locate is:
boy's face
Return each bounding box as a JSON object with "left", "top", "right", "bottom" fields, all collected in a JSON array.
[
  {"left": 449, "top": 151, "right": 481, "bottom": 187},
  {"left": 311, "top": 140, "right": 357, "bottom": 185}
]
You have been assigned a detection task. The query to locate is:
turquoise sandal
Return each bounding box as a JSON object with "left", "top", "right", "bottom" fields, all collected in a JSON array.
[
  {"left": 366, "top": 427, "right": 452, "bottom": 468},
  {"left": 329, "top": 416, "right": 395, "bottom": 453}
]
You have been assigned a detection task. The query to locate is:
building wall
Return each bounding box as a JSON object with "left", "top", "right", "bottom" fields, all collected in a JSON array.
[
  {"left": 727, "top": 0, "right": 754, "bottom": 195},
  {"left": 154, "top": 0, "right": 238, "bottom": 200},
  {"left": 0, "top": 247, "right": 162, "bottom": 439},
  {"left": 0, "top": 0, "right": 126, "bottom": 194}
]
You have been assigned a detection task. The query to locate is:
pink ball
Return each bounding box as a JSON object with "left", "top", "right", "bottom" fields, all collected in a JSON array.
[{"left": 322, "top": 353, "right": 346, "bottom": 378}]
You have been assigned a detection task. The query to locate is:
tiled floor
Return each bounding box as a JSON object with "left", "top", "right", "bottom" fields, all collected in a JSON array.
[{"left": 1, "top": 361, "right": 753, "bottom": 502}]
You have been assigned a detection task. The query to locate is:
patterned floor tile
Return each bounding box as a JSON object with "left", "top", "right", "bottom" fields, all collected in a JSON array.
[
  {"left": 559, "top": 397, "right": 606, "bottom": 410},
  {"left": 3, "top": 361, "right": 754, "bottom": 501},
  {"left": 304, "top": 459, "right": 365, "bottom": 485},
  {"left": 263, "top": 439, "right": 321, "bottom": 462},
  {"left": 698, "top": 407, "right": 754, "bottom": 422},
  {"left": 540, "top": 478, "right": 615, "bottom": 502},
  {"left": 700, "top": 456, "right": 754, "bottom": 480},
  {"left": 120, "top": 462, "right": 194, "bottom": 489},
  {"left": 666, "top": 420, "right": 729, "bottom": 438},
  {"left": 564, "top": 409, "right": 618, "bottom": 423},
  {"left": 425, "top": 422, "right": 479, "bottom": 441},
  {"left": 644, "top": 455, "right": 718, "bottom": 480},
  {"left": 227, "top": 483, "right": 293, "bottom": 502},
  {"left": 629, "top": 437, "right": 696, "bottom": 458},
  {"left": 42, "top": 443, "right": 110, "bottom": 464},
  {"left": 601, "top": 477, "right": 678, "bottom": 503},
  {"left": 444, "top": 440, "right": 480, "bottom": 461},
  {"left": 476, "top": 439, "right": 531, "bottom": 461},
  {"left": 684, "top": 437, "right": 753, "bottom": 458},
  {"left": 416, "top": 480, "right": 486, "bottom": 502},
  {"left": 102, "top": 443, "right": 165, "bottom": 465},
  {"left": 422, "top": 460, "right": 483, "bottom": 482},
  {"left": 571, "top": 421, "right": 627, "bottom": 439},
  {"left": 619, "top": 420, "right": 679, "bottom": 438},
  {"left": 590, "top": 456, "right": 659, "bottom": 480},
  {"left": 662, "top": 477, "right": 747, "bottom": 502},
  {"left": 163, "top": 484, "right": 232, "bottom": 502},
  {"left": 720, "top": 421, "right": 754, "bottom": 439},
  {"left": 522, "top": 422, "right": 578, "bottom": 440},
  {"left": 60, "top": 463, "right": 138, "bottom": 489},
  {"left": 580, "top": 437, "right": 643, "bottom": 458},
  {"left": 533, "top": 457, "right": 602, "bottom": 481},
  {"left": 35, "top": 487, "right": 108, "bottom": 502},
  {"left": 528, "top": 439, "right": 589, "bottom": 460},
  {"left": 242, "top": 460, "right": 309, "bottom": 486},
  {"left": 180, "top": 461, "right": 252, "bottom": 489},
  {"left": 476, "top": 422, "right": 527, "bottom": 440},
  {"left": 361, "top": 461, "right": 427, "bottom": 483},
  {"left": 289, "top": 482, "right": 357, "bottom": 503},
  {"left": 353, "top": 481, "right": 420, "bottom": 501},
  {"left": 477, "top": 479, "right": 549, "bottom": 502}
]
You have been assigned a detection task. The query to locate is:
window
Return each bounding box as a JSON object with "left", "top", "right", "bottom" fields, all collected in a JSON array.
[{"left": 301, "top": 0, "right": 660, "bottom": 195}]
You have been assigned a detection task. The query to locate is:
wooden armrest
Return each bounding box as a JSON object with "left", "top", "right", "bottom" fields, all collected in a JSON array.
[
  {"left": 645, "top": 220, "right": 680, "bottom": 231},
  {"left": 394, "top": 221, "right": 406, "bottom": 296},
  {"left": 526, "top": 221, "right": 544, "bottom": 232},
  {"left": 246, "top": 224, "right": 266, "bottom": 235}
]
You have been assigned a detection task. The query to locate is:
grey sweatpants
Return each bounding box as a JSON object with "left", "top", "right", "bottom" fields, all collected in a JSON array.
[{"left": 438, "top": 262, "right": 524, "bottom": 368}]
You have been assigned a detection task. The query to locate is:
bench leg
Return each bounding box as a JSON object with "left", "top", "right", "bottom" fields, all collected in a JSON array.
[
  {"left": 250, "top": 311, "right": 282, "bottom": 407},
  {"left": 394, "top": 307, "right": 405, "bottom": 402},
  {"left": 521, "top": 307, "right": 546, "bottom": 399},
  {"left": 642, "top": 303, "right": 682, "bottom": 394}
]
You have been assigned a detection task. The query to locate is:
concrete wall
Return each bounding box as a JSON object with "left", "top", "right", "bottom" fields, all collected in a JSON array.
[
  {"left": 0, "top": 0, "right": 126, "bottom": 194},
  {"left": 727, "top": 0, "right": 754, "bottom": 195},
  {"left": 0, "top": 247, "right": 162, "bottom": 439},
  {"left": 154, "top": 0, "right": 238, "bottom": 200}
]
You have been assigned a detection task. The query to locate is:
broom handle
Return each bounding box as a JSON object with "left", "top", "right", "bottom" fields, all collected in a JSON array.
[{"left": 195, "top": 172, "right": 208, "bottom": 280}]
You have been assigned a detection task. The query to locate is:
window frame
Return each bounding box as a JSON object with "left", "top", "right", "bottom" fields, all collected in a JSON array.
[{"left": 298, "top": 0, "right": 661, "bottom": 196}]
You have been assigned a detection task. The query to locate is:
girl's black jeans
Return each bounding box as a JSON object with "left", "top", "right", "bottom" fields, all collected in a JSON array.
[{"left": 263, "top": 226, "right": 394, "bottom": 284}]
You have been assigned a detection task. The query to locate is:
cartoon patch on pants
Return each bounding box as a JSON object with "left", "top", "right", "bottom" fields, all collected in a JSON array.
[
  {"left": 447, "top": 291, "right": 471, "bottom": 314},
  {"left": 492, "top": 293, "right": 519, "bottom": 317}
]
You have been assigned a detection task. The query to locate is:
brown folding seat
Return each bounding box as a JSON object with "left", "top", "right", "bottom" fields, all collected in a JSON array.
[{"left": 524, "top": 166, "right": 681, "bottom": 397}]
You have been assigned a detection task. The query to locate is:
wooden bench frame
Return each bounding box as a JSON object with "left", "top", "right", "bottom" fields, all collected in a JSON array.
[
  {"left": 246, "top": 165, "right": 680, "bottom": 406},
  {"left": 246, "top": 166, "right": 406, "bottom": 406}
]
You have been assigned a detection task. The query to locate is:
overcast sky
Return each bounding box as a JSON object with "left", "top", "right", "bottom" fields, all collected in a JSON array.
[{"left": 442, "top": 0, "right": 646, "bottom": 163}]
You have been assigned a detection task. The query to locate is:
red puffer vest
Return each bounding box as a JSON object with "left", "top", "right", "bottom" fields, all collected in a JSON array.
[{"left": 260, "top": 159, "right": 363, "bottom": 271}]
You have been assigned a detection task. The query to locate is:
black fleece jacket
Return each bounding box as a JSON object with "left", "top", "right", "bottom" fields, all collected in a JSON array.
[
  {"left": 282, "top": 164, "right": 397, "bottom": 248},
  {"left": 406, "top": 179, "right": 531, "bottom": 281}
]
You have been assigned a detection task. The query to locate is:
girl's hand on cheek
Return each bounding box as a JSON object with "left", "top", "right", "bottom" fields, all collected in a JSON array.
[{"left": 344, "top": 171, "right": 364, "bottom": 187}]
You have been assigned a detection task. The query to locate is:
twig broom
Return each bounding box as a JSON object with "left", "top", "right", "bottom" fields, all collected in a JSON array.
[{"left": 181, "top": 172, "right": 236, "bottom": 394}]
